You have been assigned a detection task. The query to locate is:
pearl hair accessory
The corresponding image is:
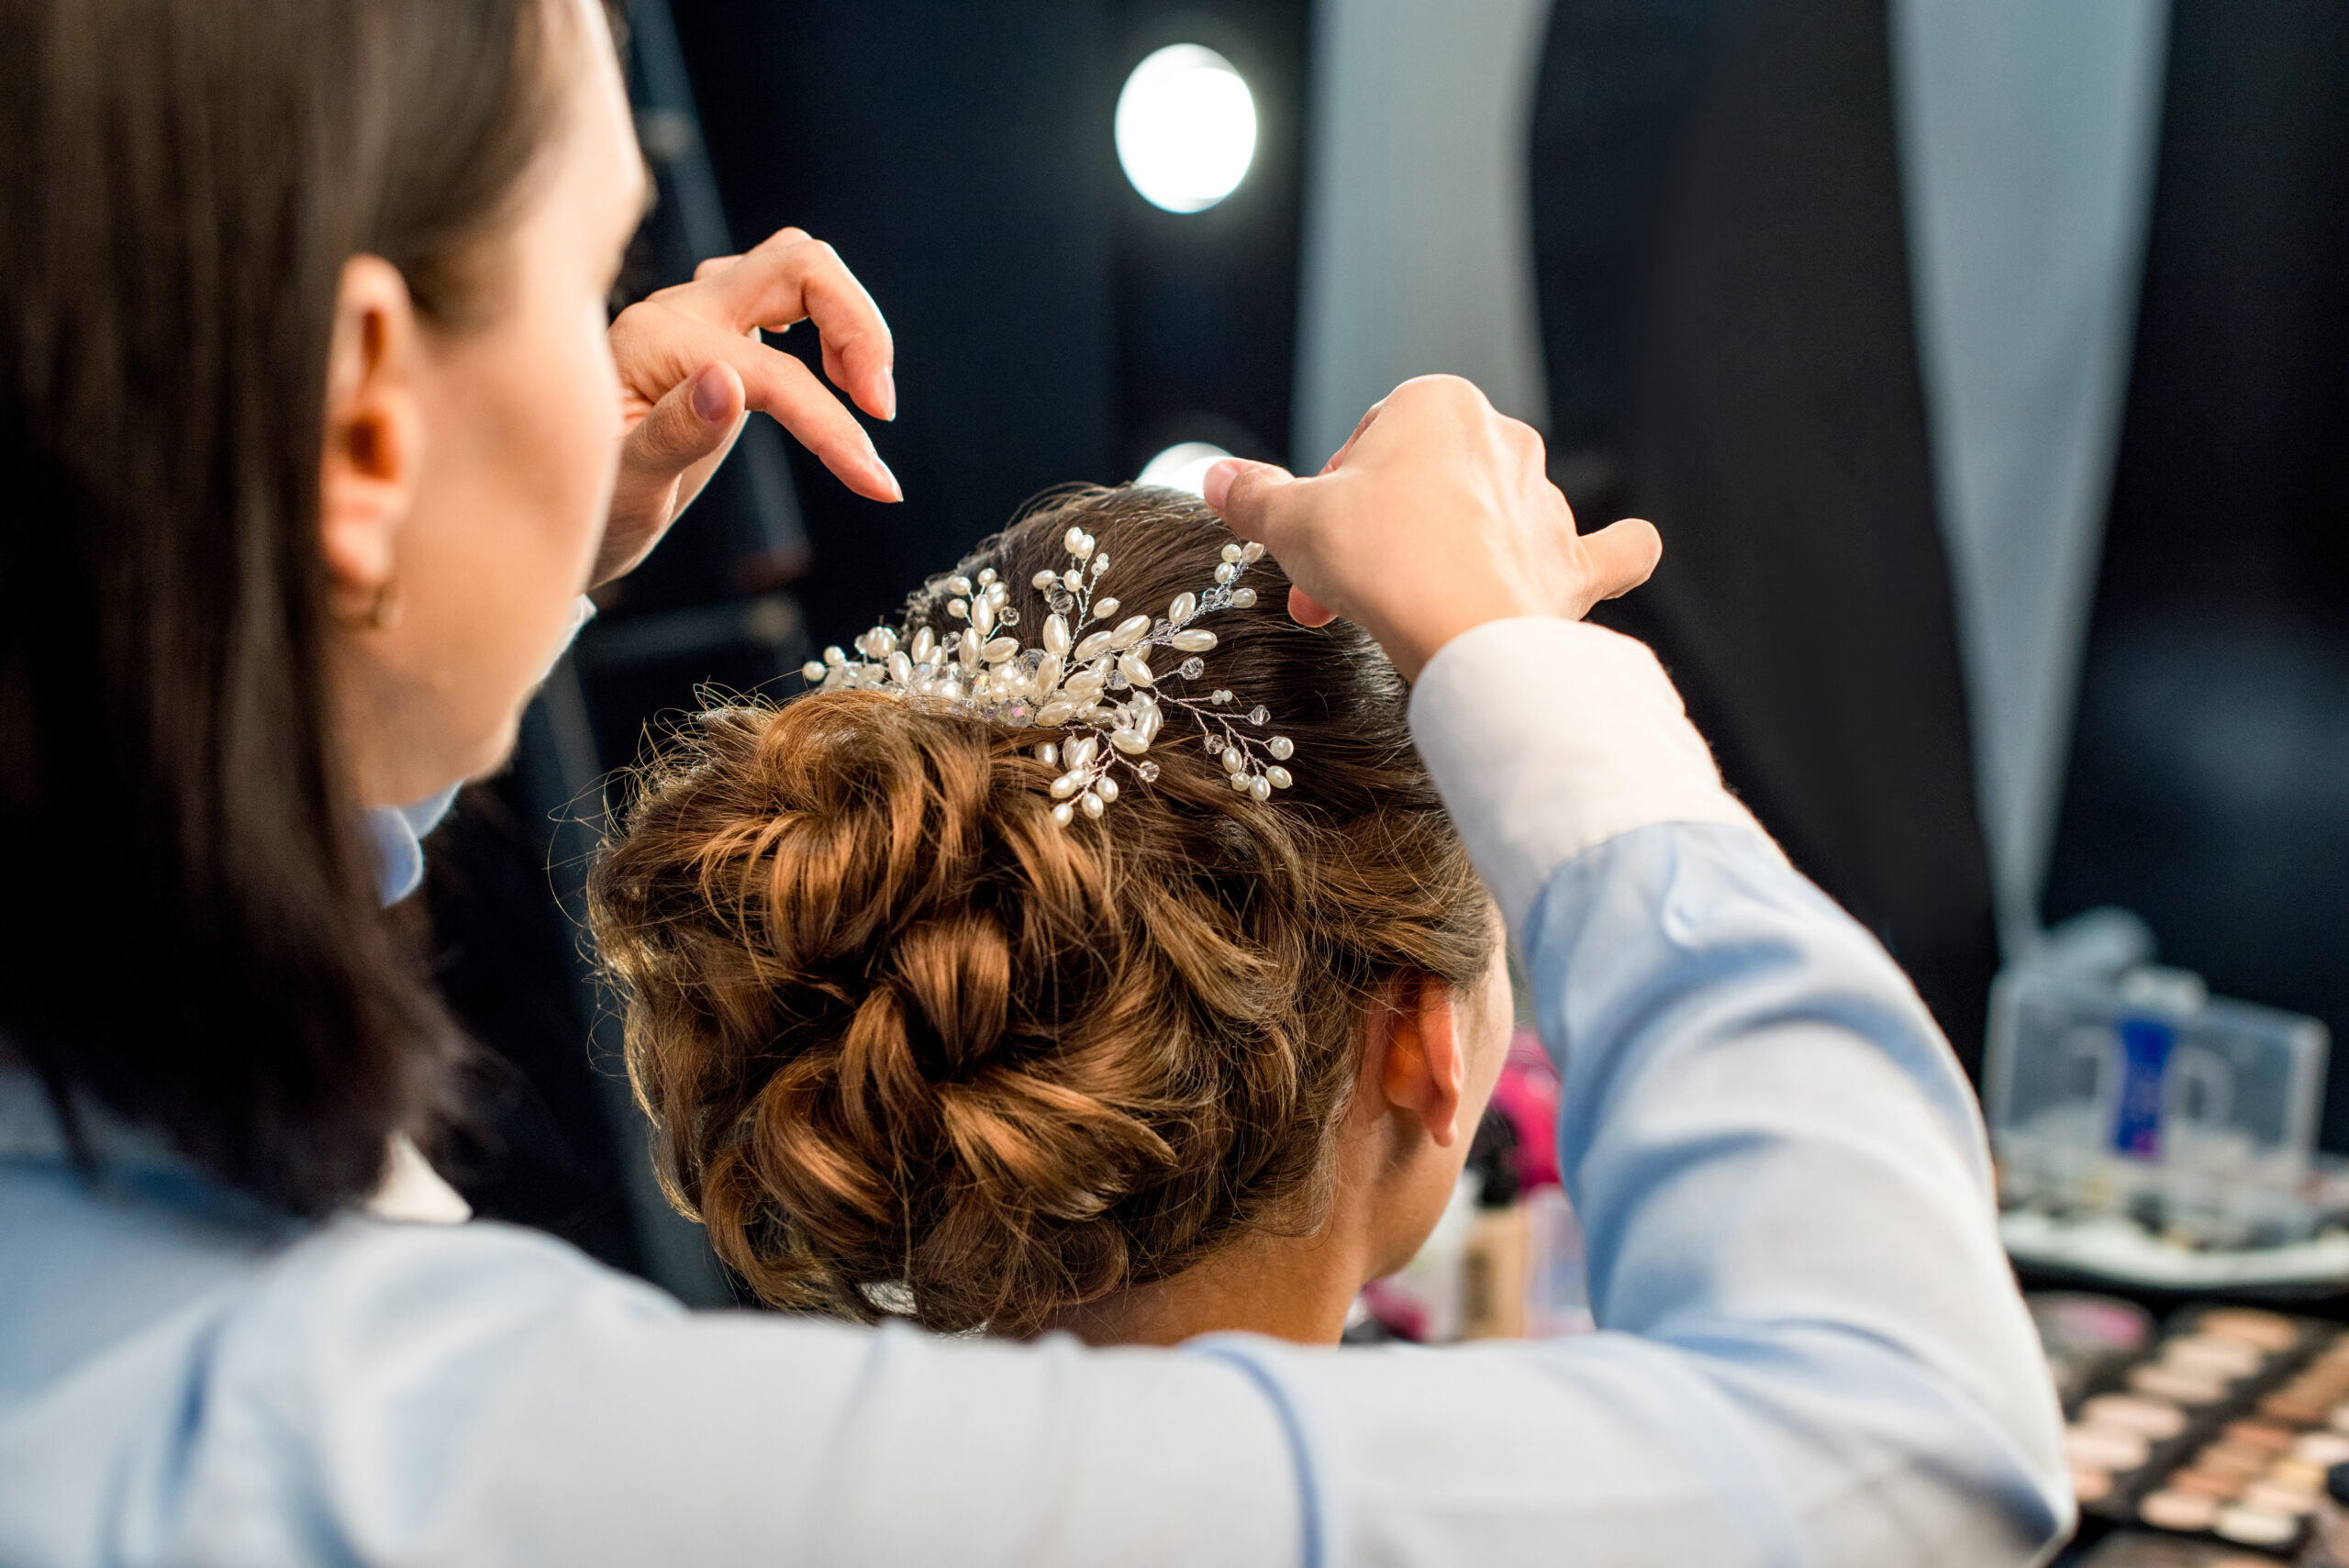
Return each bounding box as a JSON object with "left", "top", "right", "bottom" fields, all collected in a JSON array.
[{"left": 799, "top": 527, "right": 1297, "bottom": 827}]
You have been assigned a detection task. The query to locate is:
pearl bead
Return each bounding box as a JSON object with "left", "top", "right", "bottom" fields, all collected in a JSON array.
[
  {"left": 1063, "top": 569, "right": 1084, "bottom": 592},
  {"left": 1095, "top": 775, "right": 1119, "bottom": 803},
  {"left": 1034, "top": 652, "right": 1064, "bottom": 693},
  {"left": 887, "top": 651, "right": 913, "bottom": 684},
  {"left": 1116, "top": 651, "right": 1154, "bottom": 687},
  {"left": 1230, "top": 587, "right": 1257, "bottom": 608},
  {"left": 1268, "top": 736, "right": 1293, "bottom": 760},
  {"left": 1038, "top": 742, "right": 1059, "bottom": 766},
  {"left": 1219, "top": 543, "right": 1243, "bottom": 563},
  {"left": 1094, "top": 596, "right": 1120, "bottom": 619},
  {"left": 1249, "top": 776, "right": 1272, "bottom": 802},
  {"left": 1110, "top": 729, "right": 1150, "bottom": 755},
  {"left": 947, "top": 598, "right": 968, "bottom": 619},
  {"left": 1241, "top": 541, "right": 1264, "bottom": 563},
  {"left": 1041, "top": 614, "right": 1072, "bottom": 655},
  {"left": 973, "top": 597, "right": 995, "bottom": 635},
  {"left": 1073, "top": 630, "right": 1115, "bottom": 663},
  {"left": 1035, "top": 699, "right": 1081, "bottom": 727},
  {"left": 982, "top": 636, "right": 1019, "bottom": 663},
  {"left": 1065, "top": 527, "right": 1091, "bottom": 559},
  {"left": 1230, "top": 773, "right": 1251, "bottom": 792},
  {"left": 1220, "top": 746, "right": 1243, "bottom": 773},
  {"left": 801, "top": 661, "right": 825, "bottom": 682},
  {"left": 910, "top": 628, "right": 936, "bottom": 663},
  {"left": 1080, "top": 790, "right": 1105, "bottom": 818},
  {"left": 1063, "top": 669, "right": 1108, "bottom": 703},
  {"left": 1171, "top": 628, "right": 1216, "bottom": 652},
  {"left": 1050, "top": 773, "right": 1082, "bottom": 799},
  {"left": 1065, "top": 735, "right": 1099, "bottom": 770},
  {"left": 948, "top": 574, "right": 974, "bottom": 595},
  {"left": 823, "top": 646, "right": 846, "bottom": 666},
  {"left": 977, "top": 567, "right": 997, "bottom": 586},
  {"left": 1031, "top": 569, "right": 1060, "bottom": 590},
  {"left": 1168, "top": 592, "right": 1197, "bottom": 624},
  {"left": 1092, "top": 552, "right": 1112, "bottom": 575},
  {"left": 1267, "top": 766, "right": 1291, "bottom": 789},
  {"left": 1214, "top": 563, "right": 1237, "bottom": 584},
  {"left": 1108, "top": 615, "right": 1152, "bottom": 650},
  {"left": 1052, "top": 801, "right": 1074, "bottom": 827}
]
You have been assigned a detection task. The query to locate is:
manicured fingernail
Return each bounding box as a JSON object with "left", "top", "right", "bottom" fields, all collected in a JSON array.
[
  {"left": 691, "top": 363, "right": 730, "bottom": 423},
  {"left": 873, "top": 454, "right": 903, "bottom": 502},
  {"left": 1202, "top": 459, "right": 1241, "bottom": 511},
  {"left": 879, "top": 370, "right": 897, "bottom": 422}
]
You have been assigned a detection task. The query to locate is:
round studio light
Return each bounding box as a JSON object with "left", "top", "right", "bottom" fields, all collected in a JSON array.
[
  {"left": 1114, "top": 45, "right": 1257, "bottom": 214},
  {"left": 1136, "top": 440, "right": 1234, "bottom": 496}
]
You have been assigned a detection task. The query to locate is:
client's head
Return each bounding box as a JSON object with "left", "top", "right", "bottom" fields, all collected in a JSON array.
[{"left": 591, "top": 485, "right": 1506, "bottom": 1342}]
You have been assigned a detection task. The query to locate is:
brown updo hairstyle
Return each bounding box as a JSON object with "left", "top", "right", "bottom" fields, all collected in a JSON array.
[{"left": 591, "top": 487, "right": 1495, "bottom": 1334}]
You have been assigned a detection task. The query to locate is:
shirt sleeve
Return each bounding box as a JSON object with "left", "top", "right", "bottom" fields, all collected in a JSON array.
[
  {"left": 1211, "top": 616, "right": 2071, "bottom": 1564},
  {"left": 139, "top": 616, "right": 2066, "bottom": 1568}
]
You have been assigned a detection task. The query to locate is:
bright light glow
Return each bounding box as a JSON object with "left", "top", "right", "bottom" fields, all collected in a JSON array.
[
  {"left": 1115, "top": 45, "right": 1257, "bottom": 214},
  {"left": 1136, "top": 440, "right": 1234, "bottom": 496}
]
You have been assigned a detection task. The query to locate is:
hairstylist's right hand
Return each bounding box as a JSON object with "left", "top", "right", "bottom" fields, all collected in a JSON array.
[{"left": 1201, "top": 375, "right": 1661, "bottom": 682}]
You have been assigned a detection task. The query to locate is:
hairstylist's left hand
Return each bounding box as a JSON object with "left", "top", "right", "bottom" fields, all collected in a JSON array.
[{"left": 597, "top": 226, "right": 899, "bottom": 586}]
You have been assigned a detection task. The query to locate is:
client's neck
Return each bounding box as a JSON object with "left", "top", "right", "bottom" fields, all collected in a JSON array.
[{"left": 1036, "top": 1218, "right": 1371, "bottom": 1348}]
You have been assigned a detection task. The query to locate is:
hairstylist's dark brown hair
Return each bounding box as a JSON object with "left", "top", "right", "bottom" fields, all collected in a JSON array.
[
  {"left": 593, "top": 488, "right": 1496, "bottom": 1334},
  {"left": 0, "top": 0, "right": 566, "bottom": 1213}
]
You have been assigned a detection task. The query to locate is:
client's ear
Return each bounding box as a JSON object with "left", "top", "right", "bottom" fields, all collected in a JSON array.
[
  {"left": 317, "top": 255, "right": 424, "bottom": 628},
  {"left": 1375, "top": 976, "right": 1469, "bottom": 1147}
]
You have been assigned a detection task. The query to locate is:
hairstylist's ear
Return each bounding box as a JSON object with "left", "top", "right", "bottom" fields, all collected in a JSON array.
[
  {"left": 317, "top": 256, "right": 423, "bottom": 627},
  {"left": 1378, "top": 977, "right": 1469, "bottom": 1147}
]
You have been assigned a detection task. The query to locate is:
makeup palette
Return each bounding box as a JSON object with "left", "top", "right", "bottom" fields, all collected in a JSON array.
[{"left": 2065, "top": 1305, "right": 2349, "bottom": 1557}]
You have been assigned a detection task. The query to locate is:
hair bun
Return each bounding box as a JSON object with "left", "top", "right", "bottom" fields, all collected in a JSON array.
[{"left": 593, "top": 491, "right": 1492, "bottom": 1333}]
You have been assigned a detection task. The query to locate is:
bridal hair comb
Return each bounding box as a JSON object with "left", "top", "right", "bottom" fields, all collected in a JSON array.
[{"left": 799, "top": 526, "right": 1297, "bottom": 828}]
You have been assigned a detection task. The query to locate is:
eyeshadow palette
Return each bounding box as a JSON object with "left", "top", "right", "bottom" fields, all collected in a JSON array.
[
  {"left": 2076, "top": 1526, "right": 2321, "bottom": 1568},
  {"left": 2067, "top": 1305, "right": 2349, "bottom": 1557}
]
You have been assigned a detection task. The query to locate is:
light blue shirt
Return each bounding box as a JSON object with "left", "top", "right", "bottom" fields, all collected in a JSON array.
[{"left": 0, "top": 619, "right": 2070, "bottom": 1565}]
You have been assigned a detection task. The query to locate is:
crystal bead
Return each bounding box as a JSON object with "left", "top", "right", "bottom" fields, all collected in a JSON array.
[
  {"left": 1048, "top": 588, "right": 1075, "bottom": 614},
  {"left": 1107, "top": 673, "right": 1129, "bottom": 691},
  {"left": 1137, "top": 762, "right": 1161, "bottom": 783},
  {"left": 1178, "top": 657, "right": 1206, "bottom": 680},
  {"left": 1247, "top": 706, "right": 1268, "bottom": 726},
  {"left": 1268, "top": 736, "right": 1294, "bottom": 760},
  {"left": 1267, "top": 766, "right": 1291, "bottom": 789},
  {"left": 1248, "top": 775, "right": 1272, "bottom": 802},
  {"left": 997, "top": 607, "right": 1019, "bottom": 627},
  {"left": 1095, "top": 596, "right": 1120, "bottom": 620},
  {"left": 1210, "top": 689, "right": 1233, "bottom": 704},
  {"left": 1168, "top": 592, "right": 1197, "bottom": 624},
  {"left": 1052, "top": 801, "right": 1074, "bottom": 827},
  {"left": 1230, "top": 587, "right": 1257, "bottom": 608},
  {"left": 1092, "top": 552, "right": 1111, "bottom": 574},
  {"left": 1003, "top": 701, "right": 1033, "bottom": 728}
]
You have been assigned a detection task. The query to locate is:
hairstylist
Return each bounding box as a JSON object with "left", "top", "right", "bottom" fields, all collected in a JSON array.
[{"left": 0, "top": 0, "right": 2067, "bottom": 1563}]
